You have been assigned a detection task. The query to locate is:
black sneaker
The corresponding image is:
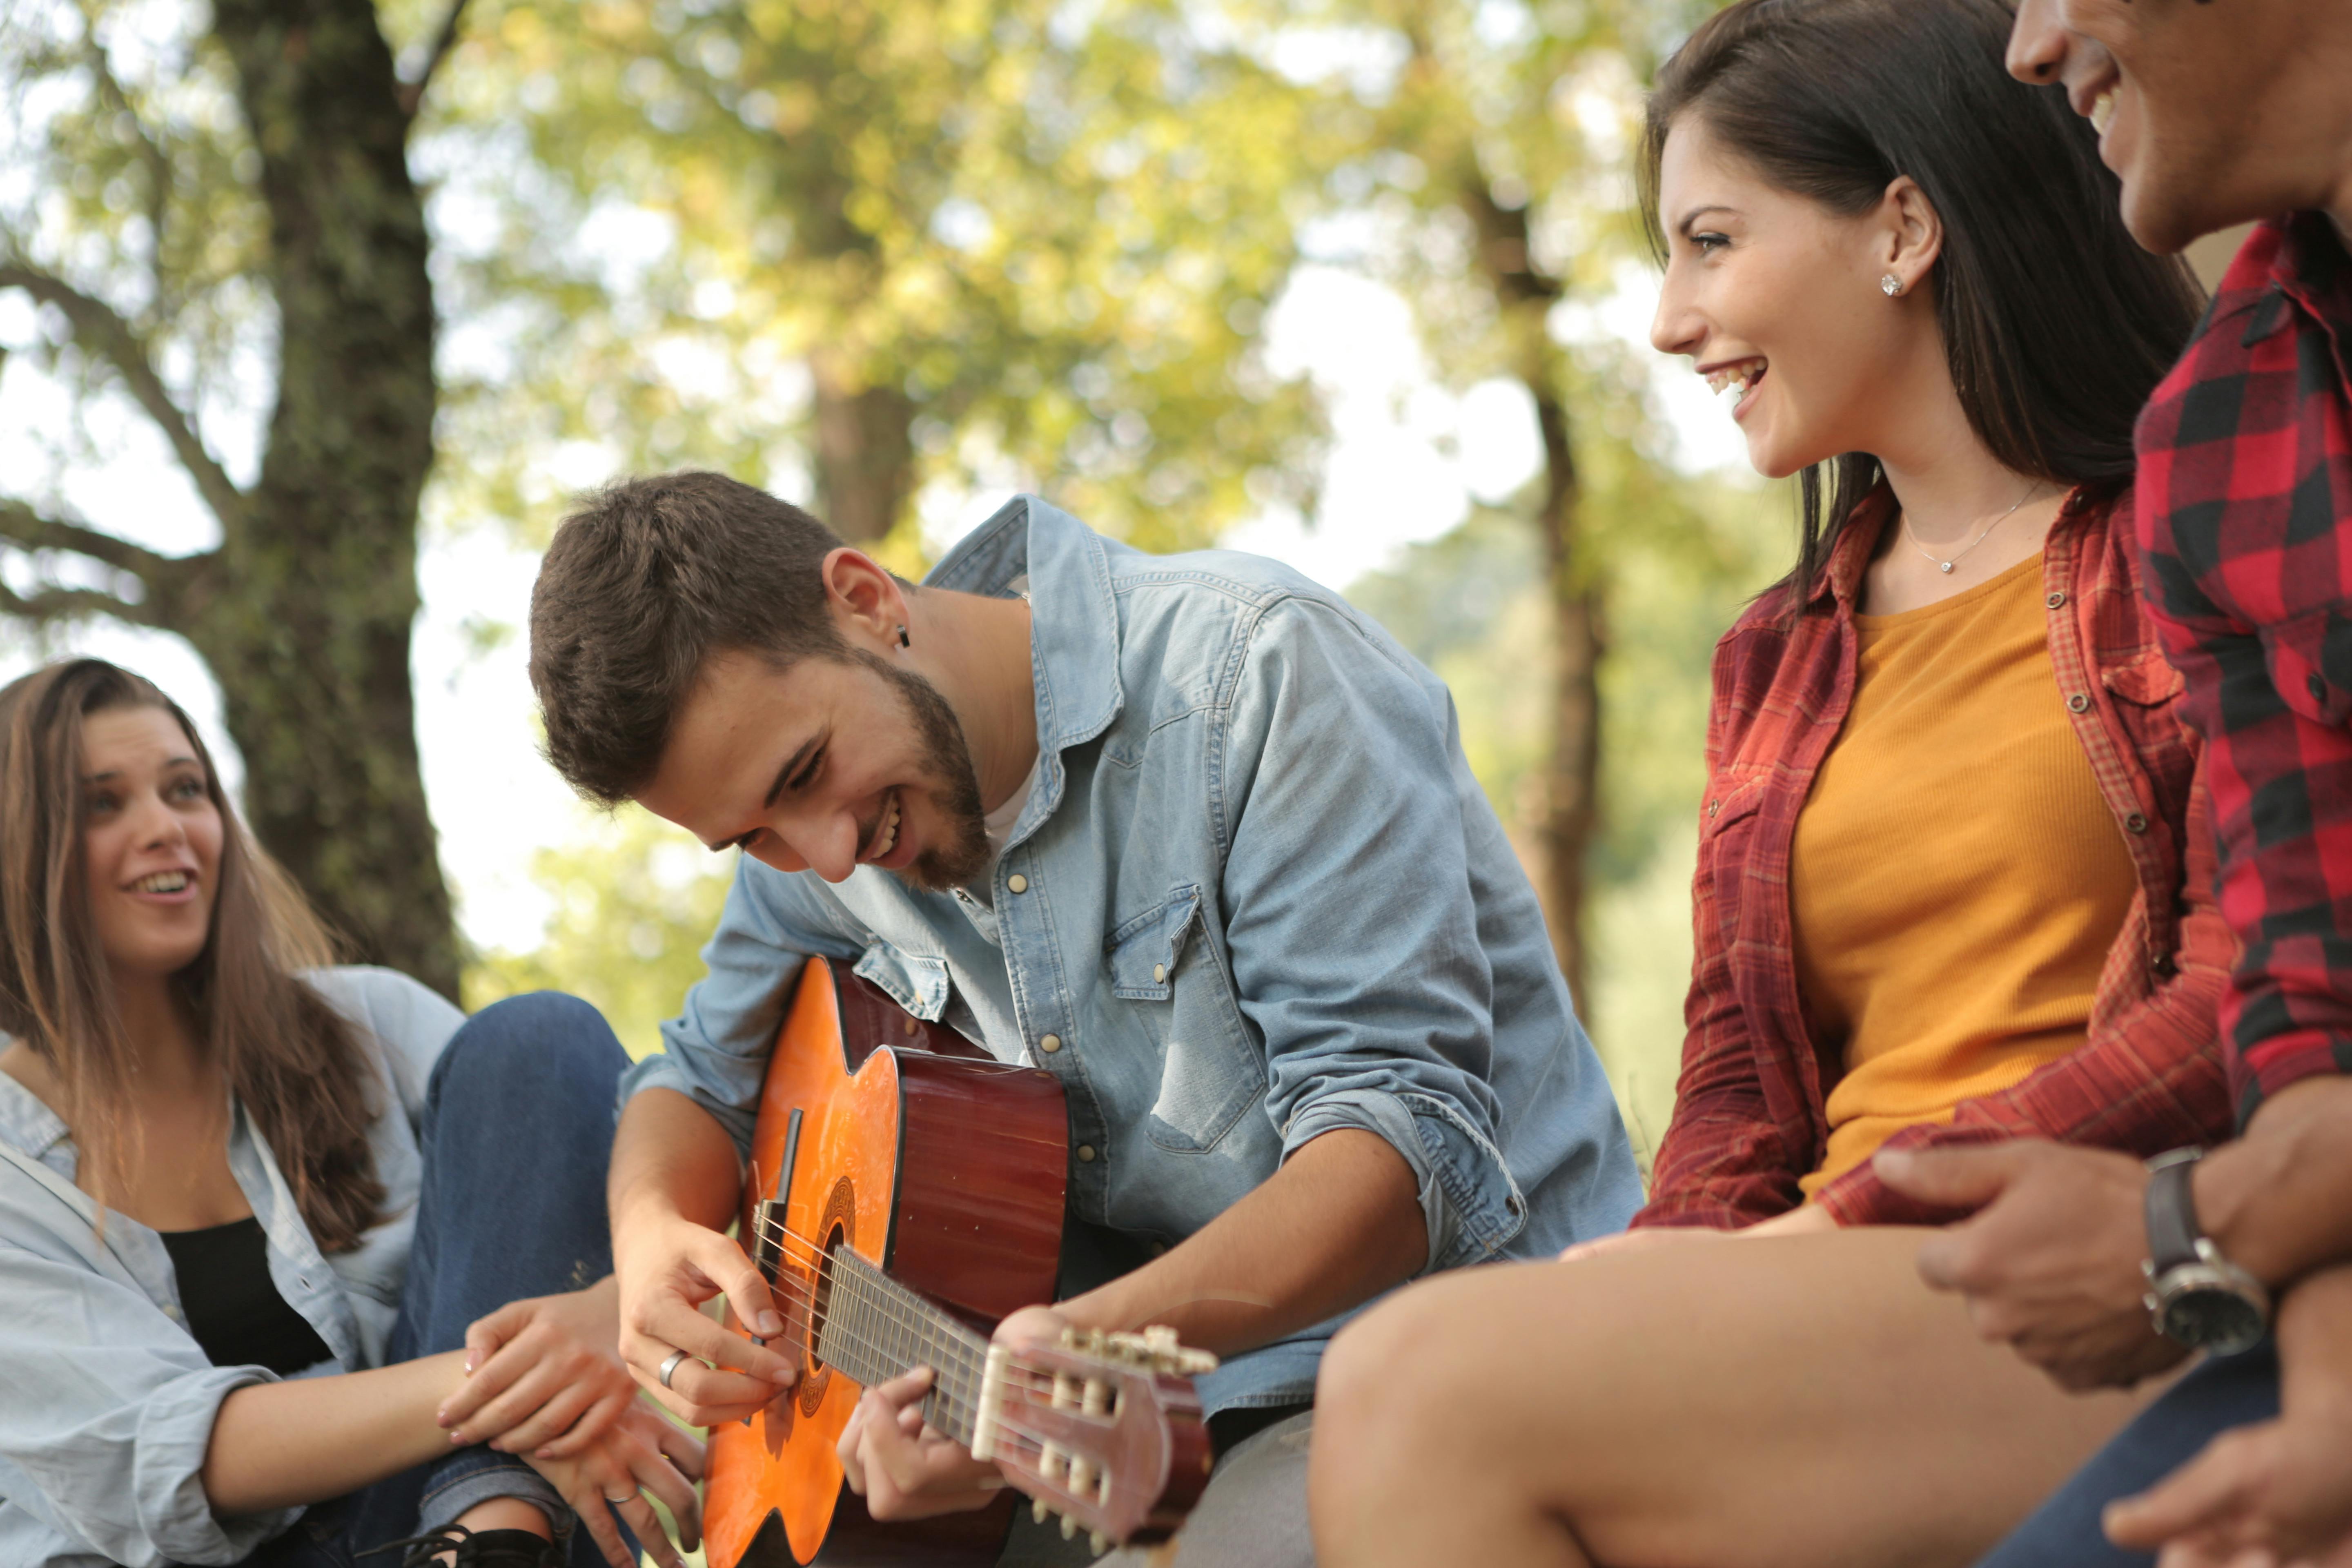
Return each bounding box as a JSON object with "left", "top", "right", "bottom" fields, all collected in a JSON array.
[{"left": 359, "top": 1524, "right": 564, "bottom": 1568}]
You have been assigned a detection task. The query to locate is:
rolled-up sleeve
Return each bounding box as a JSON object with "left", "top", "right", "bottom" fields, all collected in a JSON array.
[
  {"left": 0, "top": 1238, "right": 290, "bottom": 1566},
  {"left": 624, "top": 860, "right": 848, "bottom": 1156},
  {"left": 1216, "top": 598, "right": 1527, "bottom": 1274}
]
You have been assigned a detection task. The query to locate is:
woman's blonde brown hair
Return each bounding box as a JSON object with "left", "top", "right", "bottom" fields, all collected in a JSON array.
[{"left": 0, "top": 659, "right": 385, "bottom": 1250}]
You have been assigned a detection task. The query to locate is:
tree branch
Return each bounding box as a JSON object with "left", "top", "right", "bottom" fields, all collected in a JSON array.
[
  {"left": 73, "top": 0, "right": 174, "bottom": 270},
  {"left": 0, "top": 497, "right": 167, "bottom": 577},
  {"left": 1459, "top": 174, "right": 1561, "bottom": 308},
  {"left": 0, "top": 577, "right": 156, "bottom": 627},
  {"left": 398, "top": 0, "right": 471, "bottom": 120},
  {"left": 0, "top": 498, "right": 215, "bottom": 630},
  {"left": 0, "top": 264, "right": 245, "bottom": 529}
]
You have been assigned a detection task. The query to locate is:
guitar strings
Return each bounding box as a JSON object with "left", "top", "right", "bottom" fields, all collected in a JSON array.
[
  {"left": 703, "top": 1225, "right": 1170, "bottom": 1521},
  {"left": 727, "top": 1217, "right": 1152, "bottom": 1474},
  {"left": 732, "top": 1218, "right": 1091, "bottom": 1438}
]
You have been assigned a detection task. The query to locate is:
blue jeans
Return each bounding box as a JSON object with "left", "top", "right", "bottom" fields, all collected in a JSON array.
[
  {"left": 247, "top": 994, "right": 630, "bottom": 1567},
  {"left": 1976, "top": 1341, "right": 2282, "bottom": 1568}
]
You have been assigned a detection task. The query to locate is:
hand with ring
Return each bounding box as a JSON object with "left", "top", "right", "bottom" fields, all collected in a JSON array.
[
  {"left": 521, "top": 1400, "right": 704, "bottom": 1568},
  {"left": 614, "top": 1209, "right": 799, "bottom": 1426}
]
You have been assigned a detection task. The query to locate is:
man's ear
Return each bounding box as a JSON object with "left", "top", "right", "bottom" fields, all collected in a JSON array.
[
  {"left": 820, "top": 547, "right": 910, "bottom": 646},
  {"left": 1878, "top": 175, "right": 1947, "bottom": 295}
]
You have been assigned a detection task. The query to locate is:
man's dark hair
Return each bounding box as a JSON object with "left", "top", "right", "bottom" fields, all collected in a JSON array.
[
  {"left": 1639, "top": 0, "right": 2207, "bottom": 617},
  {"left": 530, "top": 470, "right": 852, "bottom": 805}
]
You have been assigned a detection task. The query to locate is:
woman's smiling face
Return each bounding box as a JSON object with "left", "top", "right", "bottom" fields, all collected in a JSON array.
[
  {"left": 1649, "top": 115, "right": 1935, "bottom": 480},
  {"left": 80, "top": 705, "right": 223, "bottom": 983}
]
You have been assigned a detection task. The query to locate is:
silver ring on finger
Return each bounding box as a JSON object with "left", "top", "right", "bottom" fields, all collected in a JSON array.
[
  {"left": 658, "top": 1348, "right": 690, "bottom": 1390},
  {"left": 603, "top": 1490, "right": 639, "bottom": 1504}
]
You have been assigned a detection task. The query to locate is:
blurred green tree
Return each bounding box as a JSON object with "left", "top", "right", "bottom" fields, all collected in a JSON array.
[
  {"left": 430, "top": 0, "right": 1343, "bottom": 555},
  {"left": 1269, "top": 0, "right": 1733, "bottom": 1005},
  {"left": 0, "top": 0, "right": 471, "bottom": 995},
  {"left": 466, "top": 806, "right": 730, "bottom": 1059}
]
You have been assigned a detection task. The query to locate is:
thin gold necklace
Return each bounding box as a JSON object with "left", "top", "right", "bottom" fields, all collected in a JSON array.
[{"left": 1902, "top": 483, "right": 2039, "bottom": 575}]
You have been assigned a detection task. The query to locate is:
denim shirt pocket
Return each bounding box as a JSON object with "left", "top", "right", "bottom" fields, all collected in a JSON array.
[
  {"left": 1106, "top": 887, "right": 1266, "bottom": 1153},
  {"left": 2260, "top": 609, "right": 2352, "bottom": 729},
  {"left": 853, "top": 943, "right": 951, "bottom": 1022}
]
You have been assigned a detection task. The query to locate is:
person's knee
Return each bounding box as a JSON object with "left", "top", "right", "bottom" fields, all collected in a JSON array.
[
  {"left": 1315, "top": 1287, "right": 1466, "bottom": 1482},
  {"left": 431, "top": 991, "right": 626, "bottom": 1108}
]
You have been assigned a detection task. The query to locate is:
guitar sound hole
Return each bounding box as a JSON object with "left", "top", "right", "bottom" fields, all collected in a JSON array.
[
  {"left": 807, "top": 1223, "right": 845, "bottom": 1371},
  {"left": 798, "top": 1176, "right": 858, "bottom": 1418}
]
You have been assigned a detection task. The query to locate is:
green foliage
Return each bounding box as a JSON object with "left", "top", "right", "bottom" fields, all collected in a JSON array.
[
  {"left": 425, "top": 0, "right": 1343, "bottom": 553},
  {"left": 465, "top": 805, "right": 733, "bottom": 1060}
]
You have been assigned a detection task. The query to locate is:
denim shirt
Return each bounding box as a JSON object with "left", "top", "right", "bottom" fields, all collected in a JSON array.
[
  {"left": 624, "top": 497, "right": 1643, "bottom": 1413},
  {"left": 0, "top": 968, "right": 464, "bottom": 1568}
]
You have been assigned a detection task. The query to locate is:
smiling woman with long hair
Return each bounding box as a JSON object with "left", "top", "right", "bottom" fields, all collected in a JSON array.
[
  {"left": 1308, "top": 2, "right": 2235, "bottom": 1565},
  {"left": 0, "top": 659, "right": 704, "bottom": 1568}
]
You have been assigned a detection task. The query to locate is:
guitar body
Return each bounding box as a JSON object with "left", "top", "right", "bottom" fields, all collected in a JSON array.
[{"left": 704, "top": 958, "right": 1069, "bottom": 1568}]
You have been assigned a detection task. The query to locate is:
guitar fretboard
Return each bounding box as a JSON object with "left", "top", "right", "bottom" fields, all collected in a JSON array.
[{"left": 814, "top": 1247, "right": 994, "bottom": 1449}]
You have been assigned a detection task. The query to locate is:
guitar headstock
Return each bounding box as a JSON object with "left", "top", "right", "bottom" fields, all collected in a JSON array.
[{"left": 977, "top": 1327, "right": 1218, "bottom": 1553}]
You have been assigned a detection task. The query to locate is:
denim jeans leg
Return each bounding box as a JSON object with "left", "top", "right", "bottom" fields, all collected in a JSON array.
[
  {"left": 340, "top": 993, "right": 633, "bottom": 1566},
  {"left": 1975, "top": 1340, "right": 2282, "bottom": 1568}
]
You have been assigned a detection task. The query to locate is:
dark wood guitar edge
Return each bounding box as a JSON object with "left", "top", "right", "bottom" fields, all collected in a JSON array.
[{"left": 804, "top": 966, "right": 1065, "bottom": 1566}]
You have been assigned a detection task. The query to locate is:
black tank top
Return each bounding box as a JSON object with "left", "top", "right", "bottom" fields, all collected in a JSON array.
[{"left": 158, "top": 1217, "right": 334, "bottom": 1375}]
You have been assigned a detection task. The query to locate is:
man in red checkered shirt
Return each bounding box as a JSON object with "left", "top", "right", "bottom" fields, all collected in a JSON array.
[{"left": 1875, "top": 4, "right": 2352, "bottom": 1566}]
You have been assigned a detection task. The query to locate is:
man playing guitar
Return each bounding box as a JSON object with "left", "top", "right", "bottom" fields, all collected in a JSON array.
[{"left": 525, "top": 472, "right": 1642, "bottom": 1565}]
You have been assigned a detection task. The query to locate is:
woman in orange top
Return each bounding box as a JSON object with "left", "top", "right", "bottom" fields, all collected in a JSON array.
[{"left": 1308, "top": 2, "right": 2231, "bottom": 1565}]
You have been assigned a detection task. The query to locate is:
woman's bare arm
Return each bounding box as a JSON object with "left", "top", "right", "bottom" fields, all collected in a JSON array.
[{"left": 201, "top": 1351, "right": 468, "bottom": 1515}]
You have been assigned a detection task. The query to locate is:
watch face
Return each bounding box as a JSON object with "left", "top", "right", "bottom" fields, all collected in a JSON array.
[{"left": 2160, "top": 1288, "right": 2269, "bottom": 1354}]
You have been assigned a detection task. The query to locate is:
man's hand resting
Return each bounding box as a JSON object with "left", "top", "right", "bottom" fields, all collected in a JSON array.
[
  {"left": 2106, "top": 1267, "right": 2352, "bottom": 1568},
  {"left": 1876, "top": 1140, "right": 2187, "bottom": 1390},
  {"left": 614, "top": 1208, "right": 800, "bottom": 1426}
]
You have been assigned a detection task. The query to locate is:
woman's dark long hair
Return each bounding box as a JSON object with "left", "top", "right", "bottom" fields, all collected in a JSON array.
[
  {"left": 0, "top": 660, "right": 385, "bottom": 1250},
  {"left": 1639, "top": 0, "right": 2206, "bottom": 613}
]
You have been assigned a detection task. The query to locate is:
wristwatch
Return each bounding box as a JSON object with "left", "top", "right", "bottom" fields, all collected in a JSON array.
[{"left": 2141, "top": 1147, "right": 2270, "bottom": 1354}]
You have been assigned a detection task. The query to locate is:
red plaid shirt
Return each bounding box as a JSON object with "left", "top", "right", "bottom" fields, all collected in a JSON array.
[
  {"left": 2135, "top": 214, "right": 2352, "bottom": 1122},
  {"left": 1635, "top": 486, "right": 2236, "bottom": 1229}
]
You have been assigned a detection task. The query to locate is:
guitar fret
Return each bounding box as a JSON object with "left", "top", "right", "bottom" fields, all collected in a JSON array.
[{"left": 817, "top": 1249, "right": 988, "bottom": 1449}]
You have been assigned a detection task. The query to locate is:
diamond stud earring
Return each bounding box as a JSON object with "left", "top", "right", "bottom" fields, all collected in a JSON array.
[{"left": 1880, "top": 274, "right": 1904, "bottom": 297}]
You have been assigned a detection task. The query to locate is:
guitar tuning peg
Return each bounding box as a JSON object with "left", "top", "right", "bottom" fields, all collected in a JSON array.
[
  {"left": 1032, "top": 1499, "right": 1050, "bottom": 1525},
  {"left": 1060, "top": 1512, "right": 1080, "bottom": 1541},
  {"left": 1090, "top": 1531, "right": 1110, "bottom": 1555}
]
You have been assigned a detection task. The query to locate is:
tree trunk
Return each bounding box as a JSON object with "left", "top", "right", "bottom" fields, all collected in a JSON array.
[
  {"left": 200, "top": 0, "right": 459, "bottom": 998},
  {"left": 1458, "top": 173, "right": 1601, "bottom": 1010},
  {"left": 811, "top": 350, "right": 916, "bottom": 546}
]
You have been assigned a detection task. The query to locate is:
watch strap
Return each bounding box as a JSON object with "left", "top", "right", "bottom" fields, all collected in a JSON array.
[{"left": 2145, "top": 1149, "right": 2205, "bottom": 1274}]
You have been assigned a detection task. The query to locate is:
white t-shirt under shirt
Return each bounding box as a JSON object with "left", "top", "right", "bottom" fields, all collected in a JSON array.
[{"left": 984, "top": 753, "right": 1041, "bottom": 862}]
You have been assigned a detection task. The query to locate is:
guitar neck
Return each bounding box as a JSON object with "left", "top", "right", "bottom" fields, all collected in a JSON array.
[{"left": 815, "top": 1247, "right": 994, "bottom": 1450}]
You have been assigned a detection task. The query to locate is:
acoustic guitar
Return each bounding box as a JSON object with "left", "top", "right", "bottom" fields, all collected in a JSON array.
[{"left": 702, "top": 956, "right": 1218, "bottom": 1567}]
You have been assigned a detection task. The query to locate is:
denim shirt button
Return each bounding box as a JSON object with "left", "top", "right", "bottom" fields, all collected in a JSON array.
[
  {"left": 163, "top": 1303, "right": 181, "bottom": 1321},
  {"left": 1040, "top": 1034, "right": 1062, "bottom": 1054},
  {"left": 1076, "top": 1145, "right": 1097, "bottom": 1163},
  {"left": 1152, "top": 963, "right": 1167, "bottom": 983},
  {"left": 1007, "top": 874, "right": 1030, "bottom": 894}
]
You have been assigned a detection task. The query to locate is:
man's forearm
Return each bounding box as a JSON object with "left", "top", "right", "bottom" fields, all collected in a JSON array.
[
  {"left": 2199, "top": 1076, "right": 2352, "bottom": 1289},
  {"left": 1058, "top": 1127, "right": 1426, "bottom": 1358},
  {"left": 2279, "top": 1263, "right": 2352, "bottom": 1419},
  {"left": 610, "top": 1087, "right": 747, "bottom": 1237}
]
